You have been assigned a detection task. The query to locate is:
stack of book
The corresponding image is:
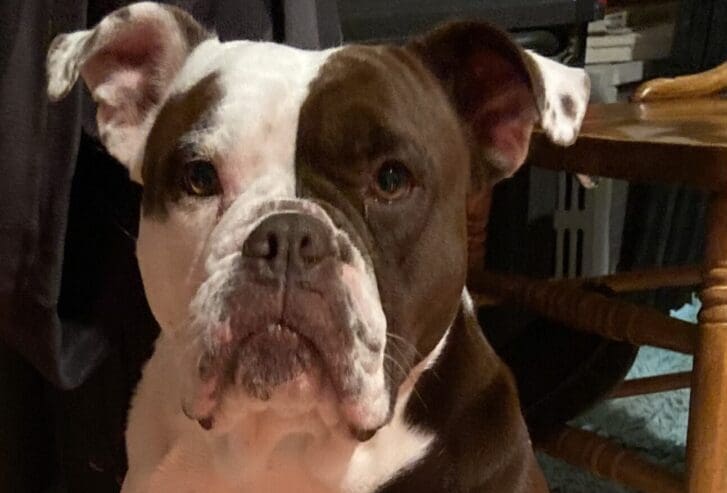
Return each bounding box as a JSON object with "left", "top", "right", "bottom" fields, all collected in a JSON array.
[{"left": 585, "top": 2, "right": 677, "bottom": 64}]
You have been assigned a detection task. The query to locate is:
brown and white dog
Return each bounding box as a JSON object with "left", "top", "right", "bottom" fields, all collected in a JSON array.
[{"left": 46, "top": 3, "right": 589, "bottom": 492}]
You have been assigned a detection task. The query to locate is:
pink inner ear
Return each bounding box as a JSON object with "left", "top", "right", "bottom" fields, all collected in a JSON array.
[
  {"left": 75, "top": 19, "right": 177, "bottom": 169},
  {"left": 82, "top": 21, "right": 163, "bottom": 90},
  {"left": 80, "top": 21, "right": 167, "bottom": 133},
  {"left": 465, "top": 50, "right": 538, "bottom": 179}
]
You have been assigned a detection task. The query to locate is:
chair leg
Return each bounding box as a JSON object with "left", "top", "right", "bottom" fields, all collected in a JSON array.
[{"left": 686, "top": 193, "right": 727, "bottom": 493}]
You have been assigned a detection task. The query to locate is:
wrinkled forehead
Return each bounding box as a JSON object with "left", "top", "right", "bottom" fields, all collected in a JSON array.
[
  {"left": 140, "top": 39, "right": 452, "bottom": 220},
  {"left": 177, "top": 40, "right": 337, "bottom": 168}
]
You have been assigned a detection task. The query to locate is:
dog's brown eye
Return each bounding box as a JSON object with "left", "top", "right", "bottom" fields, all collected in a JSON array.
[
  {"left": 184, "top": 160, "right": 220, "bottom": 197},
  {"left": 373, "top": 160, "right": 412, "bottom": 201}
]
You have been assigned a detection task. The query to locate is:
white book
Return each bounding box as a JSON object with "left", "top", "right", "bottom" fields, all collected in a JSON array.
[{"left": 586, "top": 23, "right": 674, "bottom": 63}]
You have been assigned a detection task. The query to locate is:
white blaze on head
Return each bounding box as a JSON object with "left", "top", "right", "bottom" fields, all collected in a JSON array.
[
  {"left": 171, "top": 40, "right": 339, "bottom": 201},
  {"left": 136, "top": 41, "right": 340, "bottom": 334}
]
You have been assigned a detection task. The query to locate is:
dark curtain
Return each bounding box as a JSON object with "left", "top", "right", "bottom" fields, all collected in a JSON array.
[
  {"left": 670, "top": 0, "right": 727, "bottom": 76},
  {"left": 619, "top": 185, "right": 707, "bottom": 310},
  {"left": 0, "top": 2, "right": 340, "bottom": 491}
]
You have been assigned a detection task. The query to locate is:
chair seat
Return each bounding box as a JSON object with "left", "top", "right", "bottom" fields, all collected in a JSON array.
[{"left": 530, "top": 97, "right": 727, "bottom": 190}]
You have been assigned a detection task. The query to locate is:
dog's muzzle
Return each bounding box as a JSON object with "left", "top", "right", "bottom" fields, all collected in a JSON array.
[
  {"left": 232, "top": 212, "right": 346, "bottom": 397},
  {"left": 178, "top": 203, "right": 388, "bottom": 437}
]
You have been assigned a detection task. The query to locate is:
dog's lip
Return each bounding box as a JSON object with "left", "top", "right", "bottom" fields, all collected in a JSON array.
[
  {"left": 234, "top": 321, "right": 330, "bottom": 384},
  {"left": 184, "top": 321, "right": 386, "bottom": 435},
  {"left": 237, "top": 322, "right": 322, "bottom": 360},
  {"left": 233, "top": 321, "right": 365, "bottom": 412},
  {"left": 182, "top": 323, "right": 325, "bottom": 430},
  {"left": 245, "top": 322, "right": 308, "bottom": 343}
]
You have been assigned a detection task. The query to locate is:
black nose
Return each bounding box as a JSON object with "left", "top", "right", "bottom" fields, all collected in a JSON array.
[{"left": 242, "top": 213, "right": 337, "bottom": 275}]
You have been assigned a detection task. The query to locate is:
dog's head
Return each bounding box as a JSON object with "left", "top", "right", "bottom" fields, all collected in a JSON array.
[{"left": 47, "top": 2, "right": 588, "bottom": 438}]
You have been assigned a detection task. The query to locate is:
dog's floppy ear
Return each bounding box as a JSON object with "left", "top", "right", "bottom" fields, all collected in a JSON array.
[
  {"left": 409, "top": 21, "right": 590, "bottom": 184},
  {"left": 46, "top": 2, "right": 210, "bottom": 182},
  {"left": 409, "top": 21, "right": 590, "bottom": 268}
]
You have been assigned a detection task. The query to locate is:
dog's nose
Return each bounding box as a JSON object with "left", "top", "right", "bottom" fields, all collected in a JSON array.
[{"left": 242, "top": 213, "right": 336, "bottom": 274}]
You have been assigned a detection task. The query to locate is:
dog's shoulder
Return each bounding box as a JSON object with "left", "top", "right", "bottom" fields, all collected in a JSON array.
[{"left": 377, "top": 295, "right": 546, "bottom": 492}]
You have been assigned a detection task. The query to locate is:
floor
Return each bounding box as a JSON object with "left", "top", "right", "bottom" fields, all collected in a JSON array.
[{"left": 539, "top": 296, "right": 698, "bottom": 492}]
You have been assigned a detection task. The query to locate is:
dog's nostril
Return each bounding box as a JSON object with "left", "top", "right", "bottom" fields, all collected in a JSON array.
[
  {"left": 299, "top": 235, "right": 313, "bottom": 262},
  {"left": 242, "top": 213, "right": 337, "bottom": 270},
  {"left": 243, "top": 229, "right": 280, "bottom": 260},
  {"left": 298, "top": 233, "right": 331, "bottom": 265},
  {"left": 300, "top": 235, "right": 311, "bottom": 250},
  {"left": 266, "top": 233, "right": 278, "bottom": 260}
]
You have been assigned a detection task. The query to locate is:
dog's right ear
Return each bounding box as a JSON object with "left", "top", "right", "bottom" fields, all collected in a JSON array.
[
  {"left": 46, "top": 2, "right": 210, "bottom": 182},
  {"left": 408, "top": 21, "right": 590, "bottom": 185},
  {"left": 409, "top": 21, "right": 589, "bottom": 269}
]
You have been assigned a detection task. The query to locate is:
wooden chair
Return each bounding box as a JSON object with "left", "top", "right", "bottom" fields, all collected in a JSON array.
[{"left": 469, "top": 61, "right": 727, "bottom": 493}]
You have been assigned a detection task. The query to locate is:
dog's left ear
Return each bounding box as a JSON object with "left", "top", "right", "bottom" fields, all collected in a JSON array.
[
  {"left": 46, "top": 3, "right": 210, "bottom": 182},
  {"left": 409, "top": 21, "right": 590, "bottom": 183}
]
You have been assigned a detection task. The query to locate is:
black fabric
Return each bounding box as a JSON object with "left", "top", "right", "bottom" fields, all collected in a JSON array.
[
  {"left": 480, "top": 284, "right": 638, "bottom": 439},
  {"left": 52, "top": 134, "right": 158, "bottom": 490},
  {"left": 0, "top": 2, "right": 340, "bottom": 490},
  {"left": 0, "top": 0, "right": 101, "bottom": 389},
  {"left": 479, "top": 262, "right": 640, "bottom": 437},
  {"left": 618, "top": 184, "right": 707, "bottom": 310},
  {"left": 670, "top": 0, "right": 727, "bottom": 77}
]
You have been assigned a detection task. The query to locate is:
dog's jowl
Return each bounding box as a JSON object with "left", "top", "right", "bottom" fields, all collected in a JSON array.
[{"left": 47, "top": 3, "right": 589, "bottom": 492}]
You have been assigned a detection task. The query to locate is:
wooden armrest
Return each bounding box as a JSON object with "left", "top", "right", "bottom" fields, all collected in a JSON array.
[{"left": 633, "top": 60, "right": 727, "bottom": 102}]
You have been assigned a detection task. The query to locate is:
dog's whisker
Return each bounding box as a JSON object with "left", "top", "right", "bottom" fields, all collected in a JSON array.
[
  {"left": 387, "top": 333, "right": 425, "bottom": 361},
  {"left": 384, "top": 353, "right": 409, "bottom": 379},
  {"left": 385, "top": 353, "right": 428, "bottom": 411},
  {"left": 386, "top": 334, "right": 416, "bottom": 360},
  {"left": 385, "top": 337, "right": 412, "bottom": 364}
]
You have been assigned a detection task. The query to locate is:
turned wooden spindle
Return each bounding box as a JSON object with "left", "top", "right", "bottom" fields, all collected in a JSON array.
[
  {"left": 468, "top": 270, "right": 696, "bottom": 354},
  {"left": 609, "top": 372, "right": 692, "bottom": 399},
  {"left": 469, "top": 266, "right": 701, "bottom": 309},
  {"left": 564, "top": 265, "right": 702, "bottom": 293},
  {"left": 686, "top": 194, "right": 727, "bottom": 493},
  {"left": 538, "top": 426, "right": 684, "bottom": 493}
]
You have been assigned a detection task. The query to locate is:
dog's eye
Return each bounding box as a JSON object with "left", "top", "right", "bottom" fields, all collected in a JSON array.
[
  {"left": 183, "top": 160, "right": 220, "bottom": 197},
  {"left": 372, "top": 160, "right": 412, "bottom": 202}
]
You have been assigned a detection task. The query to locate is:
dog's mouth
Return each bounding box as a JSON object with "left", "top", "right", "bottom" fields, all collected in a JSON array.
[
  {"left": 233, "top": 322, "right": 324, "bottom": 400},
  {"left": 180, "top": 320, "right": 331, "bottom": 430},
  {"left": 179, "top": 306, "right": 388, "bottom": 438}
]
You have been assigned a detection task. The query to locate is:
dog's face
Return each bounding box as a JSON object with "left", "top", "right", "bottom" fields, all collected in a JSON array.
[{"left": 47, "top": 2, "right": 588, "bottom": 438}]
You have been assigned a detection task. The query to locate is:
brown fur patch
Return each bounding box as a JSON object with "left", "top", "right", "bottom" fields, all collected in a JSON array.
[
  {"left": 296, "top": 43, "right": 470, "bottom": 415},
  {"left": 142, "top": 73, "right": 222, "bottom": 217},
  {"left": 560, "top": 94, "right": 576, "bottom": 120}
]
